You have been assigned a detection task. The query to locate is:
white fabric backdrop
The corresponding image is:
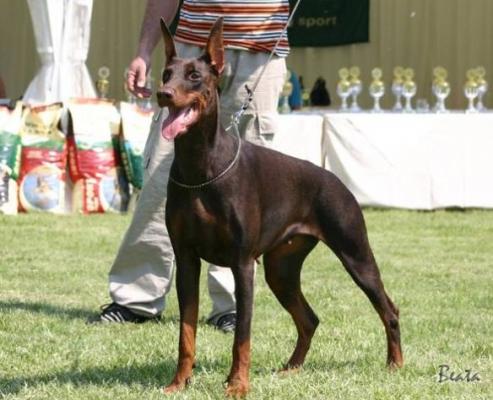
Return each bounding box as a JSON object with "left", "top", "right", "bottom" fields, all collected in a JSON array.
[
  {"left": 24, "top": 0, "right": 96, "bottom": 104},
  {"left": 322, "top": 113, "right": 493, "bottom": 209}
]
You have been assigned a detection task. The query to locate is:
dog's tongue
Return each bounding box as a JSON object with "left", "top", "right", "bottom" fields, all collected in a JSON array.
[{"left": 161, "top": 106, "right": 198, "bottom": 141}]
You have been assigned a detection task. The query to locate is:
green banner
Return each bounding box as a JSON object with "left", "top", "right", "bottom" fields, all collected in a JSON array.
[{"left": 288, "top": 0, "right": 369, "bottom": 47}]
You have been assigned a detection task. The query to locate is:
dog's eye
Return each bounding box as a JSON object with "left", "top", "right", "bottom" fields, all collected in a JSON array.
[{"left": 188, "top": 71, "right": 201, "bottom": 81}]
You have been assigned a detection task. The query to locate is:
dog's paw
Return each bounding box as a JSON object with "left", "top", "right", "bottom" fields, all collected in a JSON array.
[
  {"left": 225, "top": 379, "right": 249, "bottom": 398},
  {"left": 278, "top": 364, "right": 302, "bottom": 375},
  {"left": 163, "top": 383, "right": 183, "bottom": 395},
  {"left": 387, "top": 351, "right": 404, "bottom": 371},
  {"left": 162, "top": 377, "right": 191, "bottom": 395},
  {"left": 387, "top": 359, "right": 404, "bottom": 371}
]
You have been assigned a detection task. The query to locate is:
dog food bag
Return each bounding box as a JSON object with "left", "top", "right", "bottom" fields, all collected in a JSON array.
[
  {"left": 0, "top": 101, "right": 22, "bottom": 177},
  {"left": 67, "top": 99, "right": 128, "bottom": 213},
  {"left": 0, "top": 102, "right": 22, "bottom": 215},
  {"left": 18, "top": 103, "right": 66, "bottom": 213},
  {"left": 0, "top": 164, "right": 18, "bottom": 215},
  {"left": 119, "top": 101, "right": 153, "bottom": 190}
]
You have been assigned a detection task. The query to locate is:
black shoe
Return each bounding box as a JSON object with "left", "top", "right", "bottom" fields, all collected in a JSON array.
[
  {"left": 88, "top": 303, "right": 161, "bottom": 324},
  {"left": 209, "top": 313, "right": 236, "bottom": 333}
]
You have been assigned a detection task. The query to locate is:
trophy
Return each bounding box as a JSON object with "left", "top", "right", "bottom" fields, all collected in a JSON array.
[
  {"left": 349, "top": 66, "right": 362, "bottom": 112},
  {"left": 337, "top": 68, "right": 351, "bottom": 112},
  {"left": 123, "top": 68, "right": 136, "bottom": 104},
  {"left": 402, "top": 68, "right": 417, "bottom": 113},
  {"left": 369, "top": 68, "right": 385, "bottom": 112},
  {"left": 279, "top": 70, "right": 293, "bottom": 114},
  {"left": 96, "top": 66, "right": 110, "bottom": 99},
  {"left": 475, "top": 66, "right": 488, "bottom": 112},
  {"left": 299, "top": 75, "right": 310, "bottom": 108},
  {"left": 392, "top": 66, "right": 404, "bottom": 112},
  {"left": 464, "top": 69, "right": 479, "bottom": 113},
  {"left": 432, "top": 66, "right": 450, "bottom": 113}
]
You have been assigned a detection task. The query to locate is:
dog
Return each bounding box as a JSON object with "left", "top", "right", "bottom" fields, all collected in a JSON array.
[{"left": 158, "top": 18, "right": 403, "bottom": 397}]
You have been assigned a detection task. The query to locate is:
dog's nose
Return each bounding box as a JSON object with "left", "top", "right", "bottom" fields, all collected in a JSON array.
[
  {"left": 160, "top": 87, "right": 175, "bottom": 99},
  {"left": 157, "top": 87, "right": 175, "bottom": 106}
]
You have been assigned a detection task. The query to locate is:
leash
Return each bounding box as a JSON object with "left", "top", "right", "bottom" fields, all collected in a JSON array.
[
  {"left": 226, "top": 0, "right": 303, "bottom": 131},
  {"left": 171, "top": 0, "right": 303, "bottom": 190}
]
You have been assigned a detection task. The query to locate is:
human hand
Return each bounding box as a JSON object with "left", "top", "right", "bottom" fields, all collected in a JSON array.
[{"left": 126, "top": 56, "right": 152, "bottom": 98}]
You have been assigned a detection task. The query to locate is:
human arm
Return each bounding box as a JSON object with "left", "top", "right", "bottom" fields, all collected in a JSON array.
[{"left": 127, "top": 0, "right": 180, "bottom": 97}]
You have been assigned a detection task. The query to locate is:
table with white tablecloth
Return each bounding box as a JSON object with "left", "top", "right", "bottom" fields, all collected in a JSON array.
[
  {"left": 272, "top": 112, "right": 493, "bottom": 209},
  {"left": 272, "top": 113, "right": 325, "bottom": 167}
]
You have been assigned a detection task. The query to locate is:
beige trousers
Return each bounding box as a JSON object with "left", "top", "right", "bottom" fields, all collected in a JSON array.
[{"left": 109, "top": 43, "right": 286, "bottom": 320}]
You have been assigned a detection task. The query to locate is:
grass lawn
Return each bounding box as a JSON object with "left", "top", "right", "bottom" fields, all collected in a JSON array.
[{"left": 0, "top": 209, "right": 491, "bottom": 399}]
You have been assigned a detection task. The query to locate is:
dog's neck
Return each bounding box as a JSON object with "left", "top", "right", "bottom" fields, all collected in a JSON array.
[{"left": 172, "top": 91, "right": 237, "bottom": 186}]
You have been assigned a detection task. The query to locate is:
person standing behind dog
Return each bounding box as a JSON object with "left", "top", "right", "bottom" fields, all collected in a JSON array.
[{"left": 92, "top": 0, "right": 289, "bottom": 331}]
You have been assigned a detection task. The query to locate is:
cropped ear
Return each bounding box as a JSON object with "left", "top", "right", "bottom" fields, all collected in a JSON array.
[
  {"left": 203, "top": 18, "right": 224, "bottom": 75},
  {"left": 160, "top": 17, "right": 176, "bottom": 64}
]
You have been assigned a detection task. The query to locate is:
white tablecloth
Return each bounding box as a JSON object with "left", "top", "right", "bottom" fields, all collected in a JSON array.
[
  {"left": 274, "top": 112, "right": 493, "bottom": 209},
  {"left": 272, "top": 113, "right": 324, "bottom": 167}
]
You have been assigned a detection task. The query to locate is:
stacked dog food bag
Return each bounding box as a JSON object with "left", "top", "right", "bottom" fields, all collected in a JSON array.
[
  {"left": 18, "top": 103, "right": 66, "bottom": 213},
  {"left": 67, "top": 99, "right": 128, "bottom": 213},
  {"left": 0, "top": 102, "right": 22, "bottom": 214},
  {"left": 119, "top": 102, "right": 153, "bottom": 207}
]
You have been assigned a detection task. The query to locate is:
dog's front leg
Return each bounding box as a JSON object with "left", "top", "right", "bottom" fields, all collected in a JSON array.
[
  {"left": 164, "top": 251, "right": 201, "bottom": 394},
  {"left": 225, "top": 258, "right": 255, "bottom": 398}
]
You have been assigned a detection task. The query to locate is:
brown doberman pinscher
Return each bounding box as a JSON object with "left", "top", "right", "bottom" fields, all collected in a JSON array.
[{"left": 158, "top": 18, "right": 403, "bottom": 397}]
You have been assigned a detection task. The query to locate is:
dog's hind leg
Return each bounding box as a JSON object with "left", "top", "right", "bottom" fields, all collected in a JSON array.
[
  {"left": 318, "top": 203, "right": 403, "bottom": 369},
  {"left": 263, "top": 235, "right": 319, "bottom": 370},
  {"left": 340, "top": 251, "right": 403, "bottom": 368}
]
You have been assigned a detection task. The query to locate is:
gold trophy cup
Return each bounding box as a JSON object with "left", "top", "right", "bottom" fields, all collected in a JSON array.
[
  {"left": 96, "top": 66, "right": 110, "bottom": 99},
  {"left": 337, "top": 68, "right": 351, "bottom": 112},
  {"left": 464, "top": 68, "right": 479, "bottom": 113},
  {"left": 432, "top": 66, "right": 450, "bottom": 113},
  {"left": 369, "top": 68, "right": 385, "bottom": 112}
]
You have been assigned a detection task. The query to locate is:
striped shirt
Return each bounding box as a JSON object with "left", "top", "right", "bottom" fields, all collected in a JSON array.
[{"left": 175, "top": 0, "right": 290, "bottom": 57}]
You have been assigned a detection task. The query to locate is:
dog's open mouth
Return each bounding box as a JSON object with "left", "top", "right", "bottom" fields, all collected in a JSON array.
[{"left": 161, "top": 104, "right": 199, "bottom": 141}]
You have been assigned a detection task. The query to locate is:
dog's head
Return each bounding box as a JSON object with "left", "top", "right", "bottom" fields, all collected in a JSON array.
[{"left": 157, "top": 18, "right": 224, "bottom": 141}]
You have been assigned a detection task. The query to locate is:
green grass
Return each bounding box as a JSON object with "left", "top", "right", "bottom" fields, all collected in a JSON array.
[{"left": 0, "top": 210, "right": 491, "bottom": 399}]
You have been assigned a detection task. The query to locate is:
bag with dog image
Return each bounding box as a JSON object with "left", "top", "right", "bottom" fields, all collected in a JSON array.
[
  {"left": 67, "top": 99, "right": 129, "bottom": 214},
  {"left": 18, "top": 103, "right": 66, "bottom": 214},
  {"left": 119, "top": 101, "right": 153, "bottom": 190}
]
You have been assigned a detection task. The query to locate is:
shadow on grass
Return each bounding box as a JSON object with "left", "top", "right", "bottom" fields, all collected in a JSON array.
[
  {"left": 0, "top": 357, "right": 363, "bottom": 396},
  {"left": 0, "top": 300, "right": 95, "bottom": 321},
  {"left": 0, "top": 299, "right": 185, "bottom": 324},
  {"left": 252, "top": 358, "right": 362, "bottom": 376},
  {"left": 0, "top": 360, "right": 183, "bottom": 396}
]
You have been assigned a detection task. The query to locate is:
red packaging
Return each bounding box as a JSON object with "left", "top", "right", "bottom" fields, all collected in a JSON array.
[
  {"left": 67, "top": 99, "right": 128, "bottom": 213},
  {"left": 18, "top": 103, "right": 66, "bottom": 213}
]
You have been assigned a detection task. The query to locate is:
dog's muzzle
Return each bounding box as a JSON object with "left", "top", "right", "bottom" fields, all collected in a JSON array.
[{"left": 156, "top": 88, "right": 175, "bottom": 108}]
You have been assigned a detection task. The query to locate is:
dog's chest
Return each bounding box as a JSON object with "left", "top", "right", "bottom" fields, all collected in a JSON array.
[
  {"left": 191, "top": 197, "right": 218, "bottom": 225},
  {"left": 186, "top": 196, "right": 231, "bottom": 239},
  {"left": 180, "top": 197, "right": 233, "bottom": 264}
]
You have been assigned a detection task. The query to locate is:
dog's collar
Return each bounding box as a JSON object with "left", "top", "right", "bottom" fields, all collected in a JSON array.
[{"left": 169, "top": 135, "right": 241, "bottom": 190}]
